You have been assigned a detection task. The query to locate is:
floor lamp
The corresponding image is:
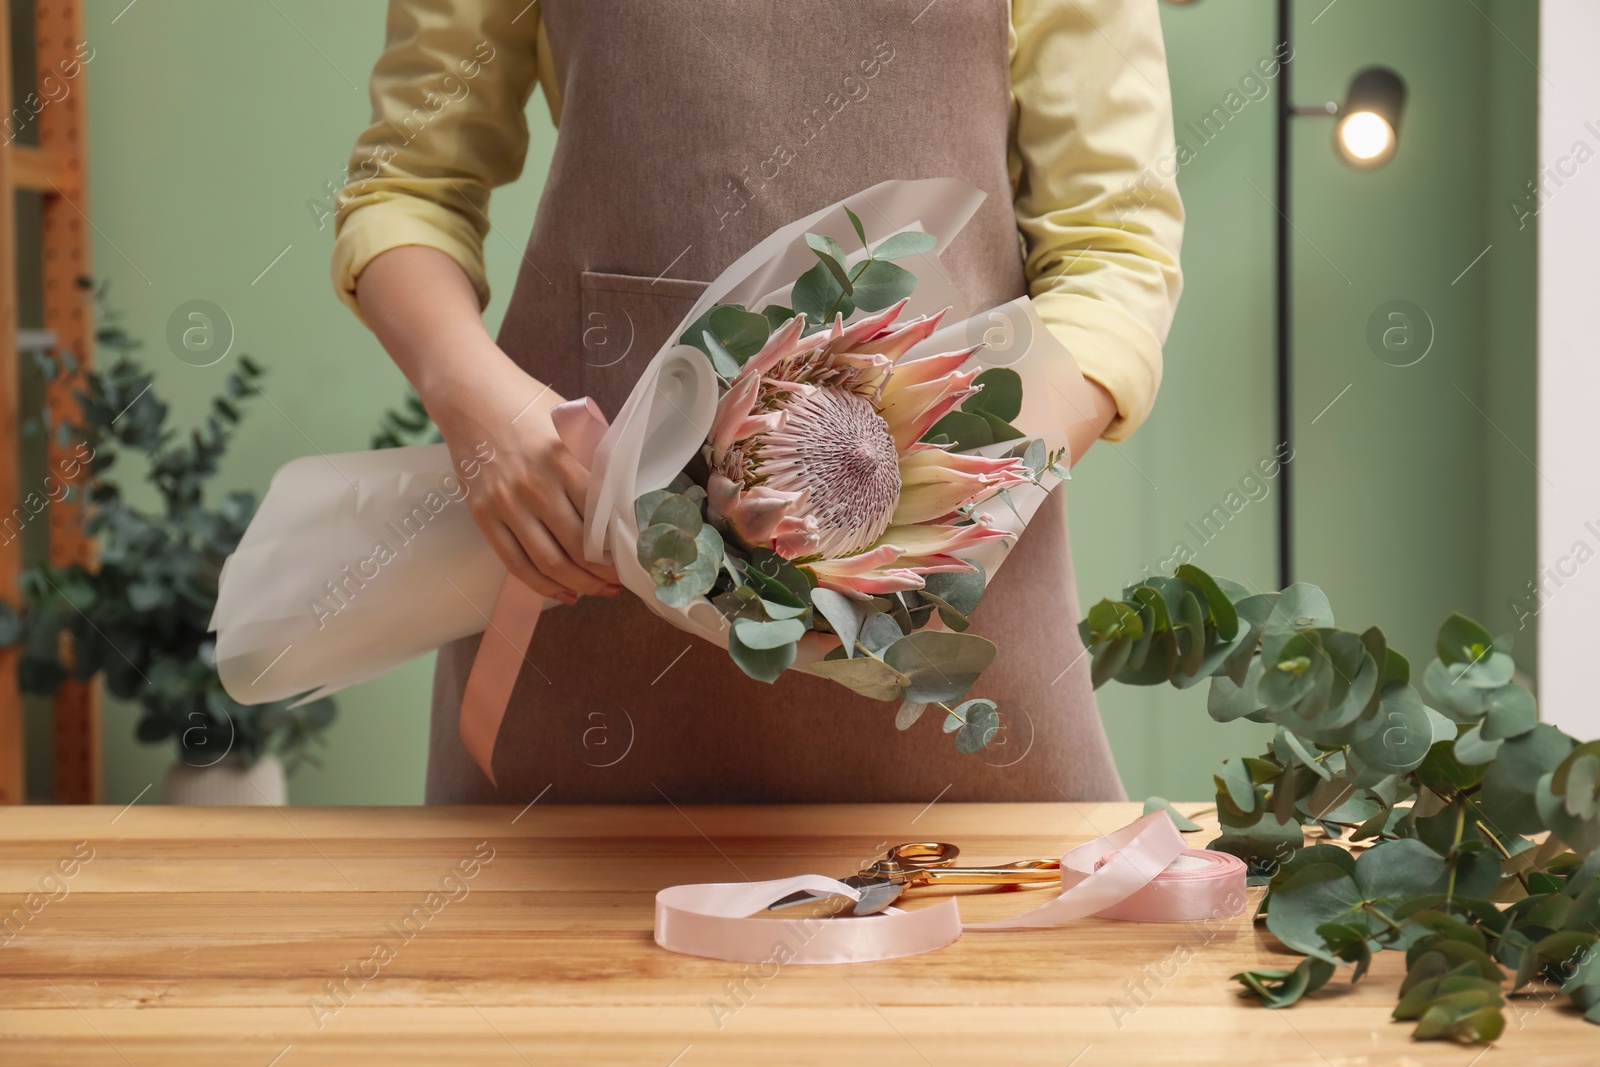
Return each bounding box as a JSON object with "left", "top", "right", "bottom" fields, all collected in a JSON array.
[
  {"left": 1164, "top": 0, "right": 1409, "bottom": 587},
  {"left": 1272, "top": 0, "right": 1407, "bottom": 588}
]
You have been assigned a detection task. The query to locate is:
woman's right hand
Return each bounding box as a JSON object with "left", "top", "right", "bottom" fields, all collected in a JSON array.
[
  {"left": 428, "top": 356, "right": 622, "bottom": 606},
  {"left": 354, "top": 245, "right": 621, "bottom": 606}
]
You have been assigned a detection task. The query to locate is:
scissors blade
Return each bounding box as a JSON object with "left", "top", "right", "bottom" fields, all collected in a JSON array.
[{"left": 765, "top": 875, "right": 905, "bottom": 916}]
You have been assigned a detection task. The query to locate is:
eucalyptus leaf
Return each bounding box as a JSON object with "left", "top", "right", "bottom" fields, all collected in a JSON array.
[
  {"left": 1091, "top": 636, "right": 1133, "bottom": 688},
  {"left": 733, "top": 616, "right": 806, "bottom": 650},
  {"left": 728, "top": 626, "right": 796, "bottom": 684},
  {"left": 923, "top": 564, "right": 985, "bottom": 616},
  {"left": 1209, "top": 816, "right": 1305, "bottom": 879},
  {"left": 791, "top": 260, "right": 853, "bottom": 324},
  {"left": 1265, "top": 862, "right": 1362, "bottom": 958},
  {"left": 1260, "top": 631, "right": 1322, "bottom": 708},
  {"left": 871, "top": 229, "right": 937, "bottom": 260},
  {"left": 1216, "top": 757, "right": 1259, "bottom": 814},
  {"left": 805, "top": 233, "right": 853, "bottom": 292},
  {"left": 1177, "top": 563, "right": 1240, "bottom": 642},
  {"left": 1454, "top": 723, "right": 1504, "bottom": 766},
  {"left": 1351, "top": 684, "right": 1432, "bottom": 776},
  {"left": 1354, "top": 839, "right": 1448, "bottom": 904},
  {"left": 962, "top": 368, "right": 1023, "bottom": 422},
  {"left": 844, "top": 206, "right": 867, "bottom": 246},
  {"left": 810, "top": 586, "right": 865, "bottom": 656},
  {"left": 759, "top": 599, "right": 809, "bottom": 621},
  {"left": 1095, "top": 596, "right": 1152, "bottom": 646},
  {"left": 916, "top": 590, "right": 970, "bottom": 632},
  {"left": 1208, "top": 661, "right": 1266, "bottom": 722},
  {"left": 1020, "top": 438, "right": 1047, "bottom": 476},
  {"left": 1265, "top": 583, "right": 1335, "bottom": 632},
  {"left": 1143, "top": 796, "right": 1202, "bottom": 832},
  {"left": 1436, "top": 612, "right": 1494, "bottom": 667},
  {"left": 701, "top": 330, "right": 742, "bottom": 378},
  {"left": 947, "top": 698, "right": 1000, "bottom": 754},
  {"left": 882, "top": 631, "right": 997, "bottom": 704},
  {"left": 763, "top": 304, "right": 797, "bottom": 331},
  {"left": 920, "top": 410, "right": 994, "bottom": 451},
  {"left": 1234, "top": 957, "right": 1337, "bottom": 1009},
  {"left": 1424, "top": 657, "right": 1488, "bottom": 721},
  {"left": 849, "top": 258, "right": 916, "bottom": 313},
  {"left": 895, "top": 700, "right": 928, "bottom": 730},
  {"left": 807, "top": 653, "right": 907, "bottom": 701},
  {"left": 859, "top": 612, "right": 904, "bottom": 655},
  {"left": 1481, "top": 683, "right": 1537, "bottom": 740},
  {"left": 648, "top": 494, "right": 703, "bottom": 534},
  {"left": 1416, "top": 736, "right": 1487, "bottom": 794},
  {"left": 637, "top": 523, "right": 696, "bottom": 573},
  {"left": 634, "top": 489, "right": 676, "bottom": 530}
]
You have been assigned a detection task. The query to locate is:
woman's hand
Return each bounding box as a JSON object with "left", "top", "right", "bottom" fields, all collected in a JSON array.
[
  {"left": 355, "top": 245, "right": 621, "bottom": 604},
  {"left": 430, "top": 357, "right": 622, "bottom": 604}
]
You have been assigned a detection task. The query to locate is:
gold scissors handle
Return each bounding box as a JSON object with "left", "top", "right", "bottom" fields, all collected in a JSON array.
[{"left": 868, "top": 842, "right": 1061, "bottom": 887}]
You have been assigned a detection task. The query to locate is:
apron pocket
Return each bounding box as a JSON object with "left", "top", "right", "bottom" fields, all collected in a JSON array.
[{"left": 578, "top": 271, "right": 709, "bottom": 415}]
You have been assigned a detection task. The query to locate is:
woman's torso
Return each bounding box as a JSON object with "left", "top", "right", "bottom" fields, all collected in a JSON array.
[{"left": 425, "top": 0, "right": 1125, "bottom": 805}]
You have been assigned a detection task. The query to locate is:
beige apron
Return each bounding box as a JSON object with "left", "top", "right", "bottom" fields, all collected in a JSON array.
[{"left": 426, "top": 0, "right": 1126, "bottom": 804}]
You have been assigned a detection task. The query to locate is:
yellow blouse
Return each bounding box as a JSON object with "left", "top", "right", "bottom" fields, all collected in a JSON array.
[{"left": 333, "top": 0, "right": 1183, "bottom": 440}]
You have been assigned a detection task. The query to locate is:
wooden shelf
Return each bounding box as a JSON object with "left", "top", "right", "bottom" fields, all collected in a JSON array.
[
  {"left": 0, "top": 0, "right": 95, "bottom": 805},
  {"left": 10, "top": 144, "right": 73, "bottom": 193}
]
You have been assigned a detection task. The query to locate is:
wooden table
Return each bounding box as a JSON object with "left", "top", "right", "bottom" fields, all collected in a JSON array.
[{"left": 0, "top": 802, "right": 1592, "bottom": 1065}]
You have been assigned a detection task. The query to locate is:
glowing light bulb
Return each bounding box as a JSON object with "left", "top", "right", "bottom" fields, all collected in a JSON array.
[{"left": 1339, "top": 111, "right": 1393, "bottom": 162}]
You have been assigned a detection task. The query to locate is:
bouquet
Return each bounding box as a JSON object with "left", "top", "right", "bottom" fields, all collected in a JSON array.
[
  {"left": 622, "top": 222, "right": 1072, "bottom": 753},
  {"left": 210, "top": 178, "right": 1101, "bottom": 770}
]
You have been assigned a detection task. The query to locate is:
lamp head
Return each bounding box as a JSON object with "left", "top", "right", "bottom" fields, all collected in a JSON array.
[{"left": 1335, "top": 67, "right": 1407, "bottom": 168}]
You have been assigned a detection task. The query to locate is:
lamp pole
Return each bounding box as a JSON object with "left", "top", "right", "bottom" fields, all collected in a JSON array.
[
  {"left": 1275, "top": 0, "right": 1294, "bottom": 592},
  {"left": 1269, "top": 5, "right": 1404, "bottom": 592}
]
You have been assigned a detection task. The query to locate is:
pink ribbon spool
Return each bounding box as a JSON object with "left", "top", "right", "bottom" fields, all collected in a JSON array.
[
  {"left": 654, "top": 812, "right": 1249, "bottom": 963},
  {"left": 1090, "top": 849, "right": 1248, "bottom": 923}
]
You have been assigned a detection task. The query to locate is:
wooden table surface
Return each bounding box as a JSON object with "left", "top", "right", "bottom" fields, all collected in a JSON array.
[{"left": 0, "top": 801, "right": 1592, "bottom": 1066}]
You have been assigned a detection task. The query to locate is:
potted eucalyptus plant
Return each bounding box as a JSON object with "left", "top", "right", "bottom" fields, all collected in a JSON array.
[{"left": 0, "top": 281, "right": 335, "bottom": 804}]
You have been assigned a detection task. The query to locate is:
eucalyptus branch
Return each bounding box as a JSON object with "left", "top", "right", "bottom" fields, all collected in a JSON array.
[{"left": 1078, "top": 562, "right": 1600, "bottom": 1044}]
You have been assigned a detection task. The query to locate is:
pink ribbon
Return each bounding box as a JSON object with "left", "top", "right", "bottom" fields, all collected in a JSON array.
[
  {"left": 459, "top": 397, "right": 611, "bottom": 786},
  {"left": 653, "top": 812, "right": 1248, "bottom": 963}
]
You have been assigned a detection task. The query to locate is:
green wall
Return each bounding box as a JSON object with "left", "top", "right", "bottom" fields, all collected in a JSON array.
[
  {"left": 78, "top": 0, "right": 553, "bottom": 804},
  {"left": 1081, "top": 0, "right": 1538, "bottom": 800},
  {"left": 73, "top": 0, "right": 1534, "bottom": 805}
]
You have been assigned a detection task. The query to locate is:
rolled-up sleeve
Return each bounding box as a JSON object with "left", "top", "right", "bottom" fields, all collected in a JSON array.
[
  {"left": 1010, "top": 0, "right": 1185, "bottom": 440},
  {"left": 331, "top": 0, "right": 545, "bottom": 323}
]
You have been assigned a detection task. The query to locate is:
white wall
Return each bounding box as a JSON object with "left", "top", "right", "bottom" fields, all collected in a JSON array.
[{"left": 1537, "top": 0, "right": 1600, "bottom": 737}]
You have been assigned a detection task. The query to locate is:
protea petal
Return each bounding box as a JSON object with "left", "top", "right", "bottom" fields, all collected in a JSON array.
[
  {"left": 832, "top": 297, "right": 910, "bottom": 351},
  {"left": 899, "top": 442, "right": 1030, "bottom": 479},
  {"left": 830, "top": 350, "right": 894, "bottom": 377},
  {"left": 887, "top": 553, "right": 978, "bottom": 575},
  {"left": 871, "top": 519, "right": 1012, "bottom": 558},
  {"left": 740, "top": 311, "right": 811, "bottom": 381},
  {"left": 710, "top": 370, "right": 763, "bottom": 454},
  {"left": 718, "top": 484, "right": 807, "bottom": 547},
  {"left": 882, "top": 369, "right": 981, "bottom": 450},
  {"left": 879, "top": 344, "right": 982, "bottom": 399},
  {"left": 871, "top": 308, "right": 949, "bottom": 361},
  {"left": 730, "top": 409, "right": 785, "bottom": 443},
  {"left": 772, "top": 516, "right": 822, "bottom": 559},
  {"left": 806, "top": 543, "right": 903, "bottom": 578},
  {"left": 822, "top": 570, "right": 927, "bottom": 594},
  {"left": 706, "top": 471, "right": 741, "bottom": 522},
  {"left": 892, "top": 464, "right": 1027, "bottom": 526}
]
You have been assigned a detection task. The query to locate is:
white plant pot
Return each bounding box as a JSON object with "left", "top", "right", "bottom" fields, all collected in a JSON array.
[{"left": 161, "top": 753, "right": 287, "bottom": 806}]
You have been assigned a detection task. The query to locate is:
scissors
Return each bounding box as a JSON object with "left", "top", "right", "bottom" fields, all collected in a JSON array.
[{"left": 767, "top": 841, "right": 1061, "bottom": 917}]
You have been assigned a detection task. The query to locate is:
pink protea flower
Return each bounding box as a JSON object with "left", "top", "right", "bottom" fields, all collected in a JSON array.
[{"left": 705, "top": 299, "right": 1031, "bottom": 595}]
